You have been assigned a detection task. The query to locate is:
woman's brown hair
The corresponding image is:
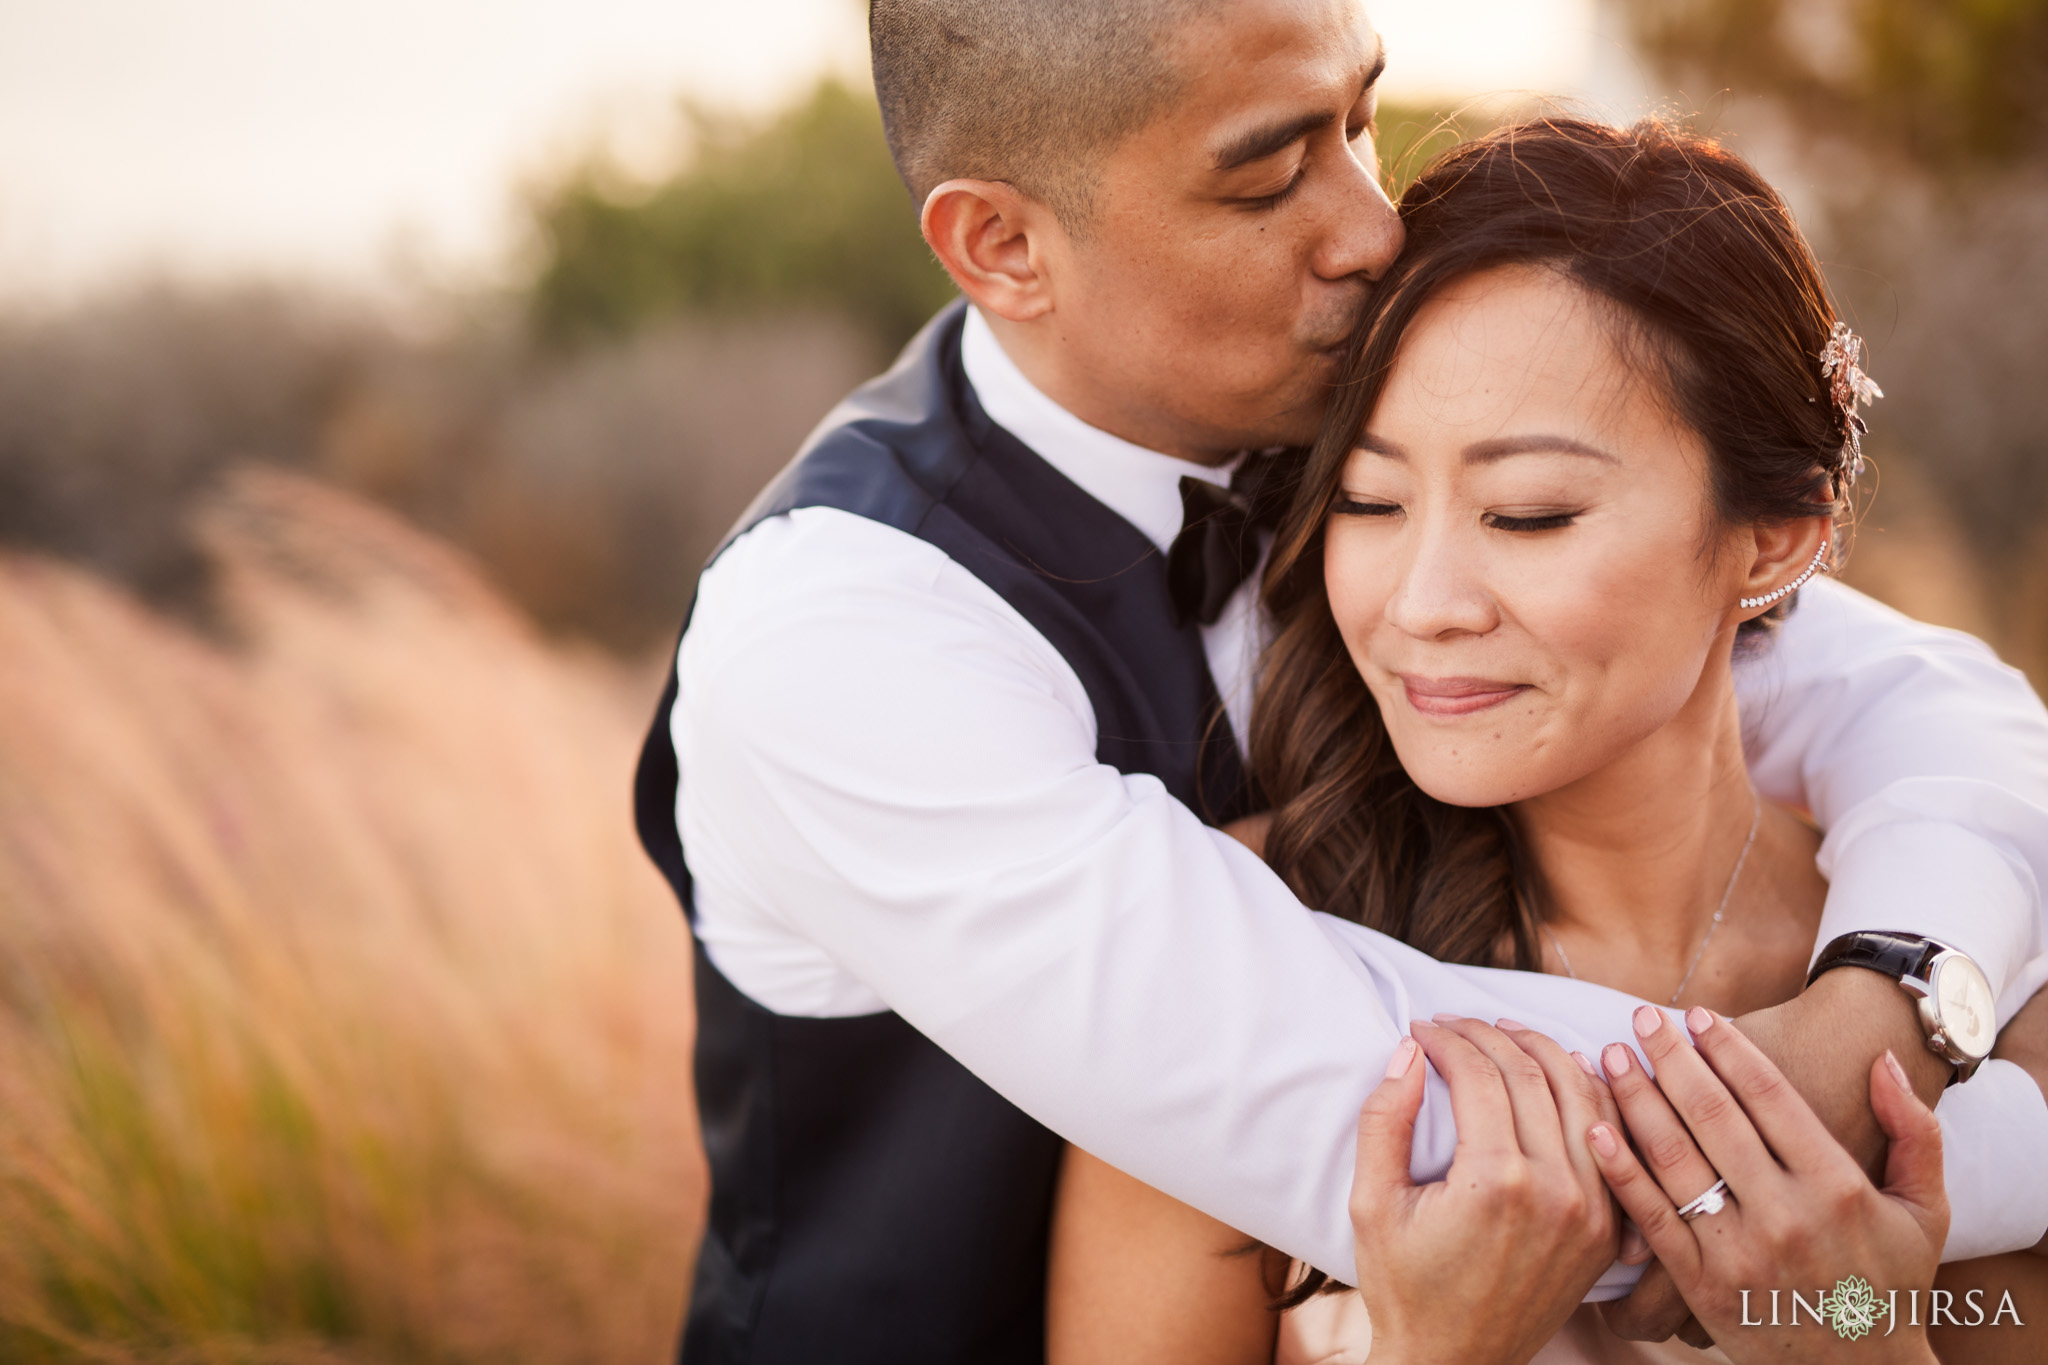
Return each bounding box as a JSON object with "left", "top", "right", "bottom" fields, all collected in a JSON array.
[{"left": 1250, "top": 116, "right": 1858, "bottom": 970}]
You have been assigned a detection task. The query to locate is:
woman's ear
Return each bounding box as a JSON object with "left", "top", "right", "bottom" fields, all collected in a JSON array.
[
  {"left": 921, "top": 179, "right": 1060, "bottom": 323},
  {"left": 1736, "top": 514, "right": 1833, "bottom": 618}
]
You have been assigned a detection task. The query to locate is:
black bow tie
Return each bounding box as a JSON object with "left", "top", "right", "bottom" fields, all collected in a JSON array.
[{"left": 1165, "top": 451, "right": 1299, "bottom": 628}]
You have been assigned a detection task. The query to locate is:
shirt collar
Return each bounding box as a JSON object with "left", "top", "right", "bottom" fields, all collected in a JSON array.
[{"left": 960, "top": 305, "right": 1236, "bottom": 555}]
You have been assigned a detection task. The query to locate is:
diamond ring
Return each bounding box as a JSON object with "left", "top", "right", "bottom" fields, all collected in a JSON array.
[{"left": 1677, "top": 1177, "right": 1732, "bottom": 1222}]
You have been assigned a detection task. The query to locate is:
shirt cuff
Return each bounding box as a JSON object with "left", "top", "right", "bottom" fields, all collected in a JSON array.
[
  {"left": 1936, "top": 1058, "right": 2048, "bottom": 1260},
  {"left": 1817, "top": 814, "right": 2038, "bottom": 1021}
]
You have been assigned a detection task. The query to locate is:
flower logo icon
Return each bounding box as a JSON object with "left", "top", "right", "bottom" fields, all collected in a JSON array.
[{"left": 1819, "top": 1275, "right": 1889, "bottom": 1340}]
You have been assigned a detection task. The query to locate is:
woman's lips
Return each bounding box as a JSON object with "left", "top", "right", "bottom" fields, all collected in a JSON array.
[{"left": 1397, "top": 675, "right": 1530, "bottom": 717}]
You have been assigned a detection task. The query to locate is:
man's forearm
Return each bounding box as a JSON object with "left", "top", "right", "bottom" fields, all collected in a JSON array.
[
  {"left": 1736, "top": 968, "right": 2048, "bottom": 1262},
  {"left": 1732, "top": 965, "right": 1949, "bottom": 1177}
]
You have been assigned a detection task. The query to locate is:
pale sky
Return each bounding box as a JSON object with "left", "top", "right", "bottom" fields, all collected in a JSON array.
[{"left": 0, "top": 0, "right": 1646, "bottom": 305}]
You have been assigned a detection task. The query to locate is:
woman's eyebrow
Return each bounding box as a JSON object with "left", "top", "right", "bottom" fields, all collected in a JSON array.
[{"left": 1462, "top": 435, "right": 1621, "bottom": 465}]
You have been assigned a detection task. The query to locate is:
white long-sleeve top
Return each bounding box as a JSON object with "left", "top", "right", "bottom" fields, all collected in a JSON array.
[{"left": 673, "top": 307, "right": 2048, "bottom": 1285}]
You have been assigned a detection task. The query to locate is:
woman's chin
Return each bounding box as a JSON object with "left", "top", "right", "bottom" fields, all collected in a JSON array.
[{"left": 1403, "top": 766, "right": 1532, "bottom": 810}]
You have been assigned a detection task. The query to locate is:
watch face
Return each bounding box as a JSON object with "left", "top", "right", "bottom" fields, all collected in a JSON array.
[{"left": 1931, "top": 954, "right": 1997, "bottom": 1061}]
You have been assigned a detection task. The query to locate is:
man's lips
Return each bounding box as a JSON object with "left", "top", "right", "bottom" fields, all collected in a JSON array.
[{"left": 1397, "top": 675, "right": 1530, "bottom": 717}]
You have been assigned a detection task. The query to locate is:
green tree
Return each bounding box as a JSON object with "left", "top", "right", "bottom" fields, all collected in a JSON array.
[
  {"left": 528, "top": 79, "right": 957, "bottom": 357},
  {"left": 1625, "top": 0, "right": 2048, "bottom": 177}
]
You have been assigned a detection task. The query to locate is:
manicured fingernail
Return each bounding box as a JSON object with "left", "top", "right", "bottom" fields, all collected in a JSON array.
[
  {"left": 1571, "top": 1050, "right": 1599, "bottom": 1077},
  {"left": 1431, "top": 1012, "right": 1462, "bottom": 1024},
  {"left": 1496, "top": 1018, "right": 1529, "bottom": 1032},
  {"left": 1588, "top": 1123, "right": 1619, "bottom": 1158},
  {"left": 1603, "top": 1042, "right": 1634, "bottom": 1077},
  {"left": 1632, "top": 1005, "right": 1663, "bottom": 1038},
  {"left": 1386, "top": 1036, "right": 1418, "bottom": 1080},
  {"left": 1686, "top": 1006, "right": 1714, "bottom": 1035},
  {"left": 1884, "top": 1048, "right": 1910, "bottom": 1092}
]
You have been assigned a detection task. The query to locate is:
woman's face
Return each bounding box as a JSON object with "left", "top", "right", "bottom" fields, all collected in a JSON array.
[{"left": 1324, "top": 264, "right": 1749, "bottom": 808}]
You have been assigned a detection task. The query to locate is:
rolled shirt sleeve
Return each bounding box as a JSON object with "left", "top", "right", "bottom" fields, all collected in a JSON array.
[{"left": 1737, "top": 578, "right": 2048, "bottom": 1017}]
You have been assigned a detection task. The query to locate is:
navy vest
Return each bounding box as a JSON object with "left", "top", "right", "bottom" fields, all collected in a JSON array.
[{"left": 634, "top": 301, "right": 1254, "bottom": 1363}]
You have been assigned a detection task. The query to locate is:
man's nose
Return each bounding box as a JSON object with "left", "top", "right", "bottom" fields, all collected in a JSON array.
[{"left": 1313, "top": 142, "right": 1404, "bottom": 283}]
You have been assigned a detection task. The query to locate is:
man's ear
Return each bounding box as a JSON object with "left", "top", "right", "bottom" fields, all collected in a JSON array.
[
  {"left": 1736, "top": 514, "right": 1833, "bottom": 618},
  {"left": 921, "top": 179, "right": 1059, "bottom": 323}
]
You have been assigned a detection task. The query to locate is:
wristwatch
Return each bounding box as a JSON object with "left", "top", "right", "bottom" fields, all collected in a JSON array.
[{"left": 1807, "top": 932, "right": 1996, "bottom": 1084}]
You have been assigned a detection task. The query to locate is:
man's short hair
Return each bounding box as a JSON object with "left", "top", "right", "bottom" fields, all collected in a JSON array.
[{"left": 870, "top": 0, "right": 1213, "bottom": 227}]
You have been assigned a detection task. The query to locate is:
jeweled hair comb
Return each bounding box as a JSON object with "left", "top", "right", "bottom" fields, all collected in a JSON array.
[{"left": 1819, "top": 322, "right": 1883, "bottom": 489}]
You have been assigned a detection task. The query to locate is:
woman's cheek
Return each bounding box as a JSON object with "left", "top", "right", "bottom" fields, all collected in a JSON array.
[
  {"left": 1324, "top": 537, "right": 1391, "bottom": 646},
  {"left": 1533, "top": 584, "right": 1716, "bottom": 754}
]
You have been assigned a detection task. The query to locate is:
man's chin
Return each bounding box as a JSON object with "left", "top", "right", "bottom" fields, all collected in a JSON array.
[
  {"left": 1261, "top": 350, "right": 1347, "bottom": 443},
  {"left": 1257, "top": 396, "right": 1329, "bottom": 449}
]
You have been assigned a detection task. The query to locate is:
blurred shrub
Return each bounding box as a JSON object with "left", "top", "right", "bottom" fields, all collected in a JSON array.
[
  {"left": 320, "top": 311, "right": 870, "bottom": 649},
  {"left": 0, "top": 290, "right": 362, "bottom": 621},
  {"left": 528, "top": 80, "right": 958, "bottom": 358},
  {"left": 1630, "top": 0, "right": 2048, "bottom": 175},
  {"left": 0, "top": 289, "right": 868, "bottom": 652},
  {"left": 1622, "top": 0, "right": 2048, "bottom": 678}
]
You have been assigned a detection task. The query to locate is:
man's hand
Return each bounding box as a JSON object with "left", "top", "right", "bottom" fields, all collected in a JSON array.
[{"left": 1601, "top": 966, "right": 1948, "bottom": 1341}]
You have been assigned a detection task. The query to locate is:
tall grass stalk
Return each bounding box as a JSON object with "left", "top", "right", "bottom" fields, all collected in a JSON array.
[{"left": 0, "top": 471, "right": 702, "bottom": 1363}]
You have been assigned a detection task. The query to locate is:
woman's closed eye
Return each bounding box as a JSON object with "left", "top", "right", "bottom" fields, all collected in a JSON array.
[
  {"left": 1484, "top": 509, "right": 1580, "bottom": 532},
  {"left": 1330, "top": 498, "right": 1583, "bottom": 532}
]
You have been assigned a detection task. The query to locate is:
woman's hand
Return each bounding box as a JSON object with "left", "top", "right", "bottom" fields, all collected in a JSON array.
[
  {"left": 1590, "top": 1004, "right": 1947, "bottom": 1363},
  {"left": 1350, "top": 1016, "right": 1621, "bottom": 1365}
]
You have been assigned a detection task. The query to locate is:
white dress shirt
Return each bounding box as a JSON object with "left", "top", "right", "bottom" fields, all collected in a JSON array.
[{"left": 674, "top": 306, "right": 2048, "bottom": 1285}]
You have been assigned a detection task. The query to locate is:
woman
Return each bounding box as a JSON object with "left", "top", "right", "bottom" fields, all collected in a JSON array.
[{"left": 1046, "top": 118, "right": 2046, "bottom": 1363}]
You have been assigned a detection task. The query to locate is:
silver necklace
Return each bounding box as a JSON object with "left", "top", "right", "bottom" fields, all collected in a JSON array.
[{"left": 1541, "top": 790, "right": 1761, "bottom": 1009}]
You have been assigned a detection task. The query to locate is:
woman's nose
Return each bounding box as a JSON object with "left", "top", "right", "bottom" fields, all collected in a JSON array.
[{"left": 1382, "top": 530, "right": 1498, "bottom": 640}]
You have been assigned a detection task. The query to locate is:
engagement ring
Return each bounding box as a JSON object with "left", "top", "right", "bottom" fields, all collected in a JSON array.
[{"left": 1677, "top": 1178, "right": 1732, "bottom": 1222}]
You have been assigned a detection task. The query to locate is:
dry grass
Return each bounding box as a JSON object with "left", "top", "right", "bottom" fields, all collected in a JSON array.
[{"left": 0, "top": 470, "right": 703, "bottom": 1363}]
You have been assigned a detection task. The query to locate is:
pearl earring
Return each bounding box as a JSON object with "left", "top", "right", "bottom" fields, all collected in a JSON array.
[{"left": 1740, "top": 544, "right": 1829, "bottom": 610}]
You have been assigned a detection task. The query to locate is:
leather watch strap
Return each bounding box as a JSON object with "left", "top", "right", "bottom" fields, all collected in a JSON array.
[{"left": 1806, "top": 930, "right": 1945, "bottom": 989}]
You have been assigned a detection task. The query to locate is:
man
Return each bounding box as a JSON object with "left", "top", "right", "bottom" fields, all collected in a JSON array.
[{"left": 636, "top": 1, "right": 2048, "bottom": 1359}]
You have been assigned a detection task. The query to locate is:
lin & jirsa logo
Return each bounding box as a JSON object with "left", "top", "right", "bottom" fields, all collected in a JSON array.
[{"left": 1739, "top": 1274, "right": 2026, "bottom": 1340}]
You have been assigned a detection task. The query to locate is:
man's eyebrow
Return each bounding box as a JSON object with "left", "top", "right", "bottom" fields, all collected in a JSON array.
[
  {"left": 1210, "top": 39, "right": 1388, "bottom": 173},
  {"left": 1362, "top": 40, "right": 1388, "bottom": 98},
  {"left": 1463, "top": 435, "right": 1621, "bottom": 465},
  {"left": 1212, "top": 108, "right": 1338, "bottom": 172}
]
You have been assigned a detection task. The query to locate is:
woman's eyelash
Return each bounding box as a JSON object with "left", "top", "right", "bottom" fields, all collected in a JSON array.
[
  {"left": 1485, "top": 511, "right": 1580, "bottom": 532},
  {"left": 1330, "top": 500, "right": 1581, "bottom": 531}
]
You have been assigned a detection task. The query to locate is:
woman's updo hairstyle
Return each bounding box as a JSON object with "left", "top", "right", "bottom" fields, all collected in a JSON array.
[{"left": 1250, "top": 116, "right": 1860, "bottom": 971}]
